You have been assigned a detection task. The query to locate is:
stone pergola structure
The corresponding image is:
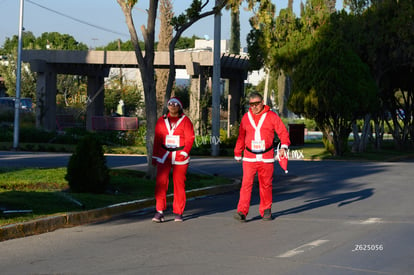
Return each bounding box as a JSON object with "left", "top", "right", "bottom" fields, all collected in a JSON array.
[{"left": 21, "top": 50, "right": 249, "bottom": 132}]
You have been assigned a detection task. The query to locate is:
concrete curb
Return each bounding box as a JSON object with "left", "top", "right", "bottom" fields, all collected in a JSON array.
[{"left": 0, "top": 181, "right": 241, "bottom": 242}]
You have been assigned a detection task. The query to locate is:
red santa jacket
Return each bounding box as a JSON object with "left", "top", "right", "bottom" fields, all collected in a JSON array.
[
  {"left": 234, "top": 105, "right": 290, "bottom": 163},
  {"left": 152, "top": 113, "right": 195, "bottom": 165}
]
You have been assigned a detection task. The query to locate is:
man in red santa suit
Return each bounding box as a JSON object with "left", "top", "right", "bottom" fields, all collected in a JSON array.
[
  {"left": 234, "top": 91, "right": 290, "bottom": 222},
  {"left": 151, "top": 97, "right": 195, "bottom": 222}
]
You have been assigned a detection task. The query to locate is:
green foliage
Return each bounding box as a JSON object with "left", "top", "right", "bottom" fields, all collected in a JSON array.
[
  {"left": 65, "top": 135, "right": 110, "bottom": 194},
  {"left": 98, "top": 39, "right": 143, "bottom": 51},
  {"left": 19, "top": 127, "right": 56, "bottom": 143},
  {"left": 104, "top": 84, "right": 144, "bottom": 117},
  {"left": 175, "top": 35, "right": 200, "bottom": 49},
  {"left": 246, "top": 28, "right": 266, "bottom": 70},
  {"left": 246, "top": 0, "right": 277, "bottom": 70},
  {"left": 0, "top": 31, "right": 36, "bottom": 54},
  {"left": 173, "top": 85, "right": 190, "bottom": 109},
  {"left": 36, "top": 32, "right": 88, "bottom": 50},
  {"left": 1, "top": 31, "right": 87, "bottom": 52},
  {"left": 1, "top": 31, "right": 88, "bottom": 101},
  {"left": 344, "top": 0, "right": 371, "bottom": 15},
  {"left": 0, "top": 54, "right": 36, "bottom": 99},
  {"left": 229, "top": 8, "right": 241, "bottom": 55}
]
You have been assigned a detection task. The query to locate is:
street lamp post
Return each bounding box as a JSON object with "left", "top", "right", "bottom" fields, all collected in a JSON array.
[
  {"left": 211, "top": 0, "right": 221, "bottom": 156},
  {"left": 13, "top": 0, "right": 24, "bottom": 150}
]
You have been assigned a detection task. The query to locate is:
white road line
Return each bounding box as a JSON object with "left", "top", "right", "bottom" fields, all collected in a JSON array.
[
  {"left": 347, "top": 217, "right": 383, "bottom": 225},
  {"left": 277, "top": 239, "right": 330, "bottom": 258},
  {"left": 361, "top": 217, "right": 383, "bottom": 224}
]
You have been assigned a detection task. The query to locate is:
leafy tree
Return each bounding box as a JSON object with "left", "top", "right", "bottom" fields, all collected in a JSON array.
[
  {"left": 356, "top": 0, "right": 414, "bottom": 149},
  {"left": 1, "top": 32, "right": 37, "bottom": 98},
  {"left": 226, "top": 0, "right": 243, "bottom": 55},
  {"left": 0, "top": 31, "right": 36, "bottom": 55},
  {"left": 1, "top": 32, "right": 88, "bottom": 108},
  {"left": 36, "top": 32, "right": 88, "bottom": 50},
  {"left": 97, "top": 39, "right": 144, "bottom": 51},
  {"left": 175, "top": 35, "right": 200, "bottom": 49},
  {"left": 272, "top": 7, "right": 301, "bottom": 117},
  {"left": 0, "top": 52, "right": 36, "bottom": 99},
  {"left": 344, "top": 0, "right": 372, "bottom": 15},
  {"left": 104, "top": 83, "right": 144, "bottom": 117},
  {"left": 289, "top": 13, "right": 378, "bottom": 156},
  {"left": 245, "top": 0, "right": 277, "bottom": 105}
]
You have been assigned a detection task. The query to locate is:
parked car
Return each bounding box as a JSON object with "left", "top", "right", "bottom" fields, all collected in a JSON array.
[{"left": 0, "top": 97, "right": 33, "bottom": 112}]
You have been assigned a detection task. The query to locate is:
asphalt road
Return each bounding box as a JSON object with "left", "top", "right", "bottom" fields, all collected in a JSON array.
[{"left": 1, "top": 152, "right": 414, "bottom": 274}]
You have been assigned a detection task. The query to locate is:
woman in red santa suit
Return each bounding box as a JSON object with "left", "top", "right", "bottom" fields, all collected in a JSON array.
[
  {"left": 151, "top": 97, "right": 195, "bottom": 222},
  {"left": 234, "top": 91, "right": 290, "bottom": 222}
]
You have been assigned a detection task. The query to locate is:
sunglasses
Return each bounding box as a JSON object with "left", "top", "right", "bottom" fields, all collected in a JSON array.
[
  {"left": 249, "top": 101, "right": 262, "bottom": 107},
  {"left": 168, "top": 102, "right": 180, "bottom": 107}
]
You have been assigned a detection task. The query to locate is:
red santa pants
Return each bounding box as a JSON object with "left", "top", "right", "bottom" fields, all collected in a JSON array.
[
  {"left": 155, "top": 161, "right": 188, "bottom": 215},
  {"left": 237, "top": 161, "right": 274, "bottom": 217}
]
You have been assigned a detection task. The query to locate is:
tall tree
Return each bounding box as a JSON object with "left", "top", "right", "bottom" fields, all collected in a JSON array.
[
  {"left": 246, "top": 0, "right": 277, "bottom": 104},
  {"left": 356, "top": 0, "right": 414, "bottom": 149},
  {"left": 117, "top": 0, "right": 158, "bottom": 178},
  {"left": 117, "top": 0, "right": 230, "bottom": 176},
  {"left": 156, "top": 0, "right": 173, "bottom": 117},
  {"left": 288, "top": 12, "right": 378, "bottom": 156},
  {"left": 0, "top": 32, "right": 88, "bottom": 102},
  {"left": 0, "top": 52, "right": 36, "bottom": 99},
  {"left": 227, "top": 0, "right": 243, "bottom": 54},
  {"left": 163, "top": 0, "right": 228, "bottom": 112},
  {"left": 273, "top": 7, "right": 300, "bottom": 117}
]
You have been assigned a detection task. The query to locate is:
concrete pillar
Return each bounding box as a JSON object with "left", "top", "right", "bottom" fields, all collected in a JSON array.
[
  {"left": 189, "top": 68, "right": 208, "bottom": 136},
  {"left": 189, "top": 76, "right": 200, "bottom": 135},
  {"left": 86, "top": 75, "right": 105, "bottom": 131},
  {"left": 229, "top": 77, "right": 243, "bottom": 125},
  {"left": 35, "top": 69, "right": 57, "bottom": 131}
]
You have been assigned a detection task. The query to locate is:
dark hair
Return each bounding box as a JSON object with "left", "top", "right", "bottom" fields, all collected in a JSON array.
[{"left": 248, "top": 91, "right": 263, "bottom": 101}]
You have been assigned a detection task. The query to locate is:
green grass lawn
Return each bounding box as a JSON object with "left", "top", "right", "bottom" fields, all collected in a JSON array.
[
  {"left": 295, "top": 140, "right": 414, "bottom": 161},
  {"left": 0, "top": 168, "right": 231, "bottom": 226}
]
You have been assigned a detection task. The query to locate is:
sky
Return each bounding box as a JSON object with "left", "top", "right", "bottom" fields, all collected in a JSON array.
[{"left": 0, "top": 0, "right": 344, "bottom": 49}]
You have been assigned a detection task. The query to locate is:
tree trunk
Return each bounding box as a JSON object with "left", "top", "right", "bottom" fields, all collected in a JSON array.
[
  {"left": 351, "top": 122, "right": 360, "bottom": 153},
  {"left": 263, "top": 67, "right": 270, "bottom": 105},
  {"left": 156, "top": 0, "right": 173, "bottom": 117},
  {"left": 117, "top": 0, "right": 159, "bottom": 179},
  {"left": 358, "top": 114, "right": 371, "bottom": 152},
  {"left": 277, "top": 70, "right": 290, "bottom": 118}
]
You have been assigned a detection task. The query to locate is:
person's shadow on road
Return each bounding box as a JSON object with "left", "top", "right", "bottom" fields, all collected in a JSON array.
[{"left": 250, "top": 188, "right": 374, "bottom": 221}]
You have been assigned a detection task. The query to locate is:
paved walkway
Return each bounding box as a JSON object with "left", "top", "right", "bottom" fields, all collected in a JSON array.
[{"left": 1, "top": 158, "right": 414, "bottom": 274}]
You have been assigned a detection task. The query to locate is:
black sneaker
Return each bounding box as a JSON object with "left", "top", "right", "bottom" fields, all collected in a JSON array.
[
  {"left": 234, "top": 212, "right": 247, "bottom": 222},
  {"left": 174, "top": 214, "right": 183, "bottom": 222},
  {"left": 262, "top": 209, "right": 272, "bottom": 221},
  {"left": 152, "top": 212, "right": 165, "bottom": 223}
]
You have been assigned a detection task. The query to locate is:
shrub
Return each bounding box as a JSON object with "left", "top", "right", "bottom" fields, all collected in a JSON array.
[
  {"left": 65, "top": 134, "right": 110, "bottom": 193},
  {"left": 19, "top": 127, "right": 55, "bottom": 143}
]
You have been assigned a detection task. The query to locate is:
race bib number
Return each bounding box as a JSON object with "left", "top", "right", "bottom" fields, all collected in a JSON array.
[
  {"left": 165, "top": 135, "right": 180, "bottom": 148},
  {"left": 251, "top": 140, "right": 265, "bottom": 152}
]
